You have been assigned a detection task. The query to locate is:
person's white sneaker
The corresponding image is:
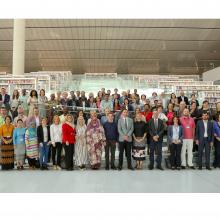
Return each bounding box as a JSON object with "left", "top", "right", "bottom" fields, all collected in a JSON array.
[
  {"left": 56, "top": 166, "right": 62, "bottom": 170},
  {"left": 53, "top": 165, "right": 57, "bottom": 170}
]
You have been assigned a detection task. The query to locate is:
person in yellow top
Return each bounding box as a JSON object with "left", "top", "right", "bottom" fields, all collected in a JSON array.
[{"left": 0, "top": 116, "right": 15, "bottom": 170}]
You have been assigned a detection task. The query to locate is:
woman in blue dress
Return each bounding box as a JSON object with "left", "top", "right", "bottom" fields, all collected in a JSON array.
[{"left": 13, "top": 119, "right": 26, "bottom": 170}]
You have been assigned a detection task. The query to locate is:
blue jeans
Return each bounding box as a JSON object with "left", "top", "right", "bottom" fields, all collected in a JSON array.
[{"left": 39, "top": 142, "right": 50, "bottom": 166}]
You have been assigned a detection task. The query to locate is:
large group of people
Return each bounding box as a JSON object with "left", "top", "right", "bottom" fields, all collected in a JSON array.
[{"left": 0, "top": 86, "right": 220, "bottom": 171}]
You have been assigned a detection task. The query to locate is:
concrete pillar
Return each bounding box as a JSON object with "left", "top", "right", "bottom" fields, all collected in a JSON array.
[{"left": 12, "top": 19, "right": 25, "bottom": 76}]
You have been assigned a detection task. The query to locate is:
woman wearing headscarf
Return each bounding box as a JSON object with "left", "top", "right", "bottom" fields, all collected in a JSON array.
[
  {"left": 75, "top": 116, "right": 88, "bottom": 170},
  {"left": 86, "top": 111, "right": 106, "bottom": 170},
  {"left": 13, "top": 119, "right": 26, "bottom": 170},
  {"left": 25, "top": 120, "right": 39, "bottom": 169},
  {"left": 0, "top": 116, "right": 15, "bottom": 170}
]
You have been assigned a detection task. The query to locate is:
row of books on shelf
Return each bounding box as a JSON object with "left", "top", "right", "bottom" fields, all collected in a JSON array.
[{"left": 176, "top": 86, "right": 220, "bottom": 91}]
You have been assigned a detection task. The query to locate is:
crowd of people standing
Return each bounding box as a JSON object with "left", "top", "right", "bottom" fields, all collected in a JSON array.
[{"left": 0, "top": 86, "right": 220, "bottom": 171}]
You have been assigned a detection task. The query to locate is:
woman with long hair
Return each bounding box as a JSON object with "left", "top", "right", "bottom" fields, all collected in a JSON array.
[
  {"left": 18, "top": 89, "right": 29, "bottom": 116},
  {"left": 132, "top": 113, "right": 147, "bottom": 169},
  {"left": 38, "top": 89, "right": 48, "bottom": 118},
  {"left": 96, "top": 96, "right": 102, "bottom": 111},
  {"left": 10, "top": 89, "right": 20, "bottom": 119},
  {"left": 166, "top": 103, "right": 175, "bottom": 126},
  {"left": 0, "top": 116, "right": 14, "bottom": 170},
  {"left": 75, "top": 116, "right": 88, "bottom": 170},
  {"left": 113, "top": 98, "right": 121, "bottom": 112},
  {"left": 50, "top": 115, "right": 62, "bottom": 170},
  {"left": 134, "top": 107, "right": 146, "bottom": 122},
  {"left": 169, "top": 93, "right": 179, "bottom": 111},
  {"left": 27, "top": 90, "right": 38, "bottom": 117}
]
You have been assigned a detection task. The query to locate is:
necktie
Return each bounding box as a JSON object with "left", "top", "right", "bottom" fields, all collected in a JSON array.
[
  {"left": 154, "top": 119, "right": 158, "bottom": 130},
  {"left": 125, "top": 118, "right": 128, "bottom": 129}
]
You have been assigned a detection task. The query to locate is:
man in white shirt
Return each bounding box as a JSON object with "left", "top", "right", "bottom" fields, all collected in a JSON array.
[
  {"left": 14, "top": 106, "right": 28, "bottom": 127},
  {"left": 101, "top": 94, "right": 113, "bottom": 112},
  {"left": 157, "top": 106, "right": 168, "bottom": 122},
  {"left": 27, "top": 107, "right": 41, "bottom": 127}
]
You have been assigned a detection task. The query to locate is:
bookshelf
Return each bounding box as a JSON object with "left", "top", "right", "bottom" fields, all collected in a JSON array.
[
  {"left": 29, "top": 71, "right": 72, "bottom": 93},
  {"left": 0, "top": 77, "right": 37, "bottom": 95},
  {"left": 203, "top": 91, "right": 220, "bottom": 109},
  {"left": 175, "top": 85, "right": 220, "bottom": 107}
]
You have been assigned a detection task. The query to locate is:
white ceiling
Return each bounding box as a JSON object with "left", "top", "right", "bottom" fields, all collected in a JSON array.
[{"left": 1, "top": 19, "right": 220, "bottom": 74}]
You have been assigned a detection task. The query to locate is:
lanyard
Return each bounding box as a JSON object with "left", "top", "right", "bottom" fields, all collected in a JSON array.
[{"left": 184, "top": 117, "right": 191, "bottom": 128}]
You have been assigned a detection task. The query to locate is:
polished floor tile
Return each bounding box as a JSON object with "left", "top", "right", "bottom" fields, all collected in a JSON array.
[{"left": 0, "top": 168, "right": 220, "bottom": 193}]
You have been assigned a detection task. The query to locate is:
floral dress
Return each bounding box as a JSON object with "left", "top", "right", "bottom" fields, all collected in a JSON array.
[
  {"left": 86, "top": 119, "right": 106, "bottom": 169},
  {"left": 75, "top": 125, "right": 88, "bottom": 166}
]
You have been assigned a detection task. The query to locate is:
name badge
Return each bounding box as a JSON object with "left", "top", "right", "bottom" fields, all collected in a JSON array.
[{"left": 186, "top": 126, "right": 190, "bottom": 129}]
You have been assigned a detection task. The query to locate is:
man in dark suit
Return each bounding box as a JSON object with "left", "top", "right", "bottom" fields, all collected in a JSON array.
[
  {"left": 177, "top": 91, "right": 189, "bottom": 105},
  {"left": 0, "top": 87, "right": 10, "bottom": 110},
  {"left": 148, "top": 108, "right": 165, "bottom": 170},
  {"left": 196, "top": 112, "right": 213, "bottom": 170}
]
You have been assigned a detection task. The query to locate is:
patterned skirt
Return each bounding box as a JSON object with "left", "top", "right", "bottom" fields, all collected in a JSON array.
[
  {"left": 26, "top": 137, "right": 39, "bottom": 159},
  {"left": 0, "top": 137, "right": 14, "bottom": 170},
  {"left": 132, "top": 138, "right": 146, "bottom": 161}
]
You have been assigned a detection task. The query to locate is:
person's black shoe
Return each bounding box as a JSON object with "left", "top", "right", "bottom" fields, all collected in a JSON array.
[
  {"left": 118, "top": 166, "right": 122, "bottom": 171},
  {"left": 40, "top": 166, "right": 44, "bottom": 170},
  {"left": 43, "top": 164, "right": 49, "bottom": 170},
  {"left": 111, "top": 166, "right": 117, "bottom": 170},
  {"left": 171, "top": 166, "right": 175, "bottom": 170},
  {"left": 177, "top": 167, "right": 181, "bottom": 171},
  {"left": 181, "top": 166, "right": 186, "bottom": 169},
  {"left": 206, "top": 166, "right": 212, "bottom": 170},
  {"left": 148, "top": 165, "right": 154, "bottom": 170},
  {"left": 198, "top": 166, "right": 202, "bottom": 170},
  {"left": 157, "top": 166, "right": 164, "bottom": 171},
  {"left": 105, "top": 166, "right": 109, "bottom": 170},
  {"left": 189, "top": 166, "right": 195, "bottom": 170},
  {"left": 128, "top": 167, "right": 134, "bottom": 171}
]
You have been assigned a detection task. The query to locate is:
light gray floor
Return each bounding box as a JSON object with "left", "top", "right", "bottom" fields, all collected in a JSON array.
[{"left": 1, "top": 168, "right": 220, "bottom": 193}]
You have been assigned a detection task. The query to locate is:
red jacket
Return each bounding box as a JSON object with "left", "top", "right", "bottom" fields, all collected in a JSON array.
[
  {"left": 62, "top": 123, "right": 75, "bottom": 144},
  {"left": 141, "top": 111, "right": 153, "bottom": 122}
]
